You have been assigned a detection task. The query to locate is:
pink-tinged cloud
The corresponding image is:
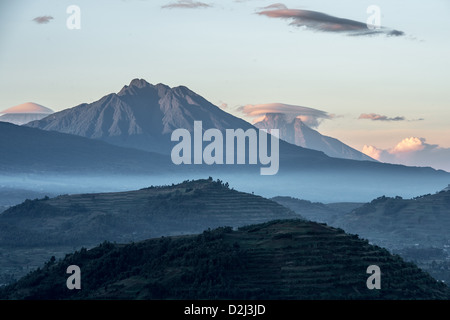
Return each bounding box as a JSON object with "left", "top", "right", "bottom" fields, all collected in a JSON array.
[
  {"left": 218, "top": 102, "right": 228, "bottom": 109},
  {"left": 257, "top": 5, "right": 404, "bottom": 36},
  {"left": 391, "top": 137, "right": 426, "bottom": 153},
  {"left": 162, "top": 0, "right": 211, "bottom": 9},
  {"left": 240, "top": 103, "right": 333, "bottom": 128},
  {"left": 32, "top": 16, "right": 54, "bottom": 24},
  {"left": 359, "top": 113, "right": 406, "bottom": 122},
  {"left": 362, "top": 145, "right": 382, "bottom": 160},
  {"left": 362, "top": 137, "right": 450, "bottom": 172}
]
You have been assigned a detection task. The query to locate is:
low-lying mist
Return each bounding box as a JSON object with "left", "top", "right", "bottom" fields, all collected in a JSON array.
[{"left": 1, "top": 168, "right": 448, "bottom": 207}]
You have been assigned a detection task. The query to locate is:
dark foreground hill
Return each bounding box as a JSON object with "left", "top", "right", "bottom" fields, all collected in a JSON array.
[{"left": 1, "top": 219, "right": 448, "bottom": 300}]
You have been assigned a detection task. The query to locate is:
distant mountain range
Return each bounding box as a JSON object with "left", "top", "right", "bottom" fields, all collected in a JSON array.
[
  {"left": 0, "top": 102, "right": 53, "bottom": 125},
  {"left": 254, "top": 113, "right": 375, "bottom": 161},
  {"left": 2, "top": 219, "right": 448, "bottom": 299}
]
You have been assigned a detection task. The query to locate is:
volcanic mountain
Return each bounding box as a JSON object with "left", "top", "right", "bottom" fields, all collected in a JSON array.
[
  {"left": 27, "top": 79, "right": 253, "bottom": 154},
  {"left": 0, "top": 102, "right": 53, "bottom": 125},
  {"left": 20, "top": 78, "right": 450, "bottom": 201},
  {"left": 254, "top": 113, "right": 374, "bottom": 161}
]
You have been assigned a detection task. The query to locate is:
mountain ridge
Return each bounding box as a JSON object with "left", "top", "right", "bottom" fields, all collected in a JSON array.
[{"left": 254, "top": 113, "right": 375, "bottom": 161}]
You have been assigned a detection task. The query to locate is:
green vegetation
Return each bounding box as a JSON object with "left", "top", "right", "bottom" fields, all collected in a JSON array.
[{"left": 1, "top": 220, "right": 448, "bottom": 300}]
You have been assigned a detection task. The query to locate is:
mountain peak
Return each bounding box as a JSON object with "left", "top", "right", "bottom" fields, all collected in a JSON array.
[
  {"left": 129, "top": 78, "right": 151, "bottom": 88},
  {"left": 255, "top": 112, "right": 375, "bottom": 162}
]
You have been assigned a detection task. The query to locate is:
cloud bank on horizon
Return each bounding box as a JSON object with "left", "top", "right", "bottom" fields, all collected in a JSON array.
[
  {"left": 257, "top": 4, "right": 404, "bottom": 37},
  {"left": 240, "top": 103, "right": 334, "bottom": 128},
  {"left": 363, "top": 137, "right": 450, "bottom": 172}
]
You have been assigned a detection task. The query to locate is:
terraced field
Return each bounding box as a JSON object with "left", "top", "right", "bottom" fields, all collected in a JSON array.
[
  {"left": 0, "top": 179, "right": 299, "bottom": 281},
  {"left": 2, "top": 220, "right": 448, "bottom": 299}
]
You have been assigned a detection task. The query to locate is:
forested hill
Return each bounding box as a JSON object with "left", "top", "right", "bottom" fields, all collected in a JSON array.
[{"left": 2, "top": 220, "right": 448, "bottom": 300}]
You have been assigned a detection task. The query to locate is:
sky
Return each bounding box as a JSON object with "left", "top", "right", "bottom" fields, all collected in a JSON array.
[{"left": 0, "top": 0, "right": 449, "bottom": 171}]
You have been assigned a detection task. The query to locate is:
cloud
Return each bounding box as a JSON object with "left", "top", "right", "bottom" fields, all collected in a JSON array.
[
  {"left": 390, "top": 137, "right": 426, "bottom": 153},
  {"left": 359, "top": 113, "right": 406, "bottom": 122},
  {"left": 359, "top": 113, "right": 424, "bottom": 122},
  {"left": 32, "top": 16, "right": 54, "bottom": 24},
  {"left": 161, "top": 0, "right": 211, "bottom": 9},
  {"left": 218, "top": 102, "right": 228, "bottom": 109},
  {"left": 362, "top": 145, "right": 383, "bottom": 160},
  {"left": 256, "top": 5, "right": 404, "bottom": 36},
  {"left": 362, "top": 137, "right": 450, "bottom": 172},
  {"left": 240, "top": 103, "right": 333, "bottom": 128}
]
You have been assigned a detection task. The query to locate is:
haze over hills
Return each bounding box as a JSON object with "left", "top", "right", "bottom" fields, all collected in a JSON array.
[
  {"left": 2, "top": 219, "right": 449, "bottom": 300},
  {"left": 254, "top": 113, "right": 375, "bottom": 161},
  {"left": 0, "top": 79, "right": 444, "bottom": 202},
  {"left": 0, "top": 102, "right": 53, "bottom": 125}
]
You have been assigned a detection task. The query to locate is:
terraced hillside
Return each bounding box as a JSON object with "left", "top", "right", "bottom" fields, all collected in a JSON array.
[
  {"left": 1, "top": 220, "right": 448, "bottom": 300},
  {"left": 274, "top": 191, "right": 450, "bottom": 284},
  {"left": 0, "top": 178, "right": 298, "bottom": 282},
  {"left": 333, "top": 191, "right": 450, "bottom": 250}
]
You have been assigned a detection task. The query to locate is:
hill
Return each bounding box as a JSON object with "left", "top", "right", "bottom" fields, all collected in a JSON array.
[
  {"left": 272, "top": 196, "right": 363, "bottom": 224},
  {"left": 1, "top": 219, "right": 448, "bottom": 300},
  {"left": 333, "top": 190, "right": 450, "bottom": 250},
  {"left": 0, "top": 179, "right": 298, "bottom": 282},
  {"left": 273, "top": 191, "right": 450, "bottom": 284}
]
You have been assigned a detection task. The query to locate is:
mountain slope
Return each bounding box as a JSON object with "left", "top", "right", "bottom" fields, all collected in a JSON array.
[
  {"left": 0, "top": 122, "right": 169, "bottom": 173},
  {"left": 272, "top": 196, "right": 363, "bottom": 224},
  {"left": 1, "top": 219, "right": 448, "bottom": 300},
  {"left": 333, "top": 190, "right": 450, "bottom": 250},
  {"left": 254, "top": 113, "right": 375, "bottom": 161},
  {"left": 27, "top": 79, "right": 254, "bottom": 154},
  {"left": 274, "top": 191, "right": 450, "bottom": 284}
]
